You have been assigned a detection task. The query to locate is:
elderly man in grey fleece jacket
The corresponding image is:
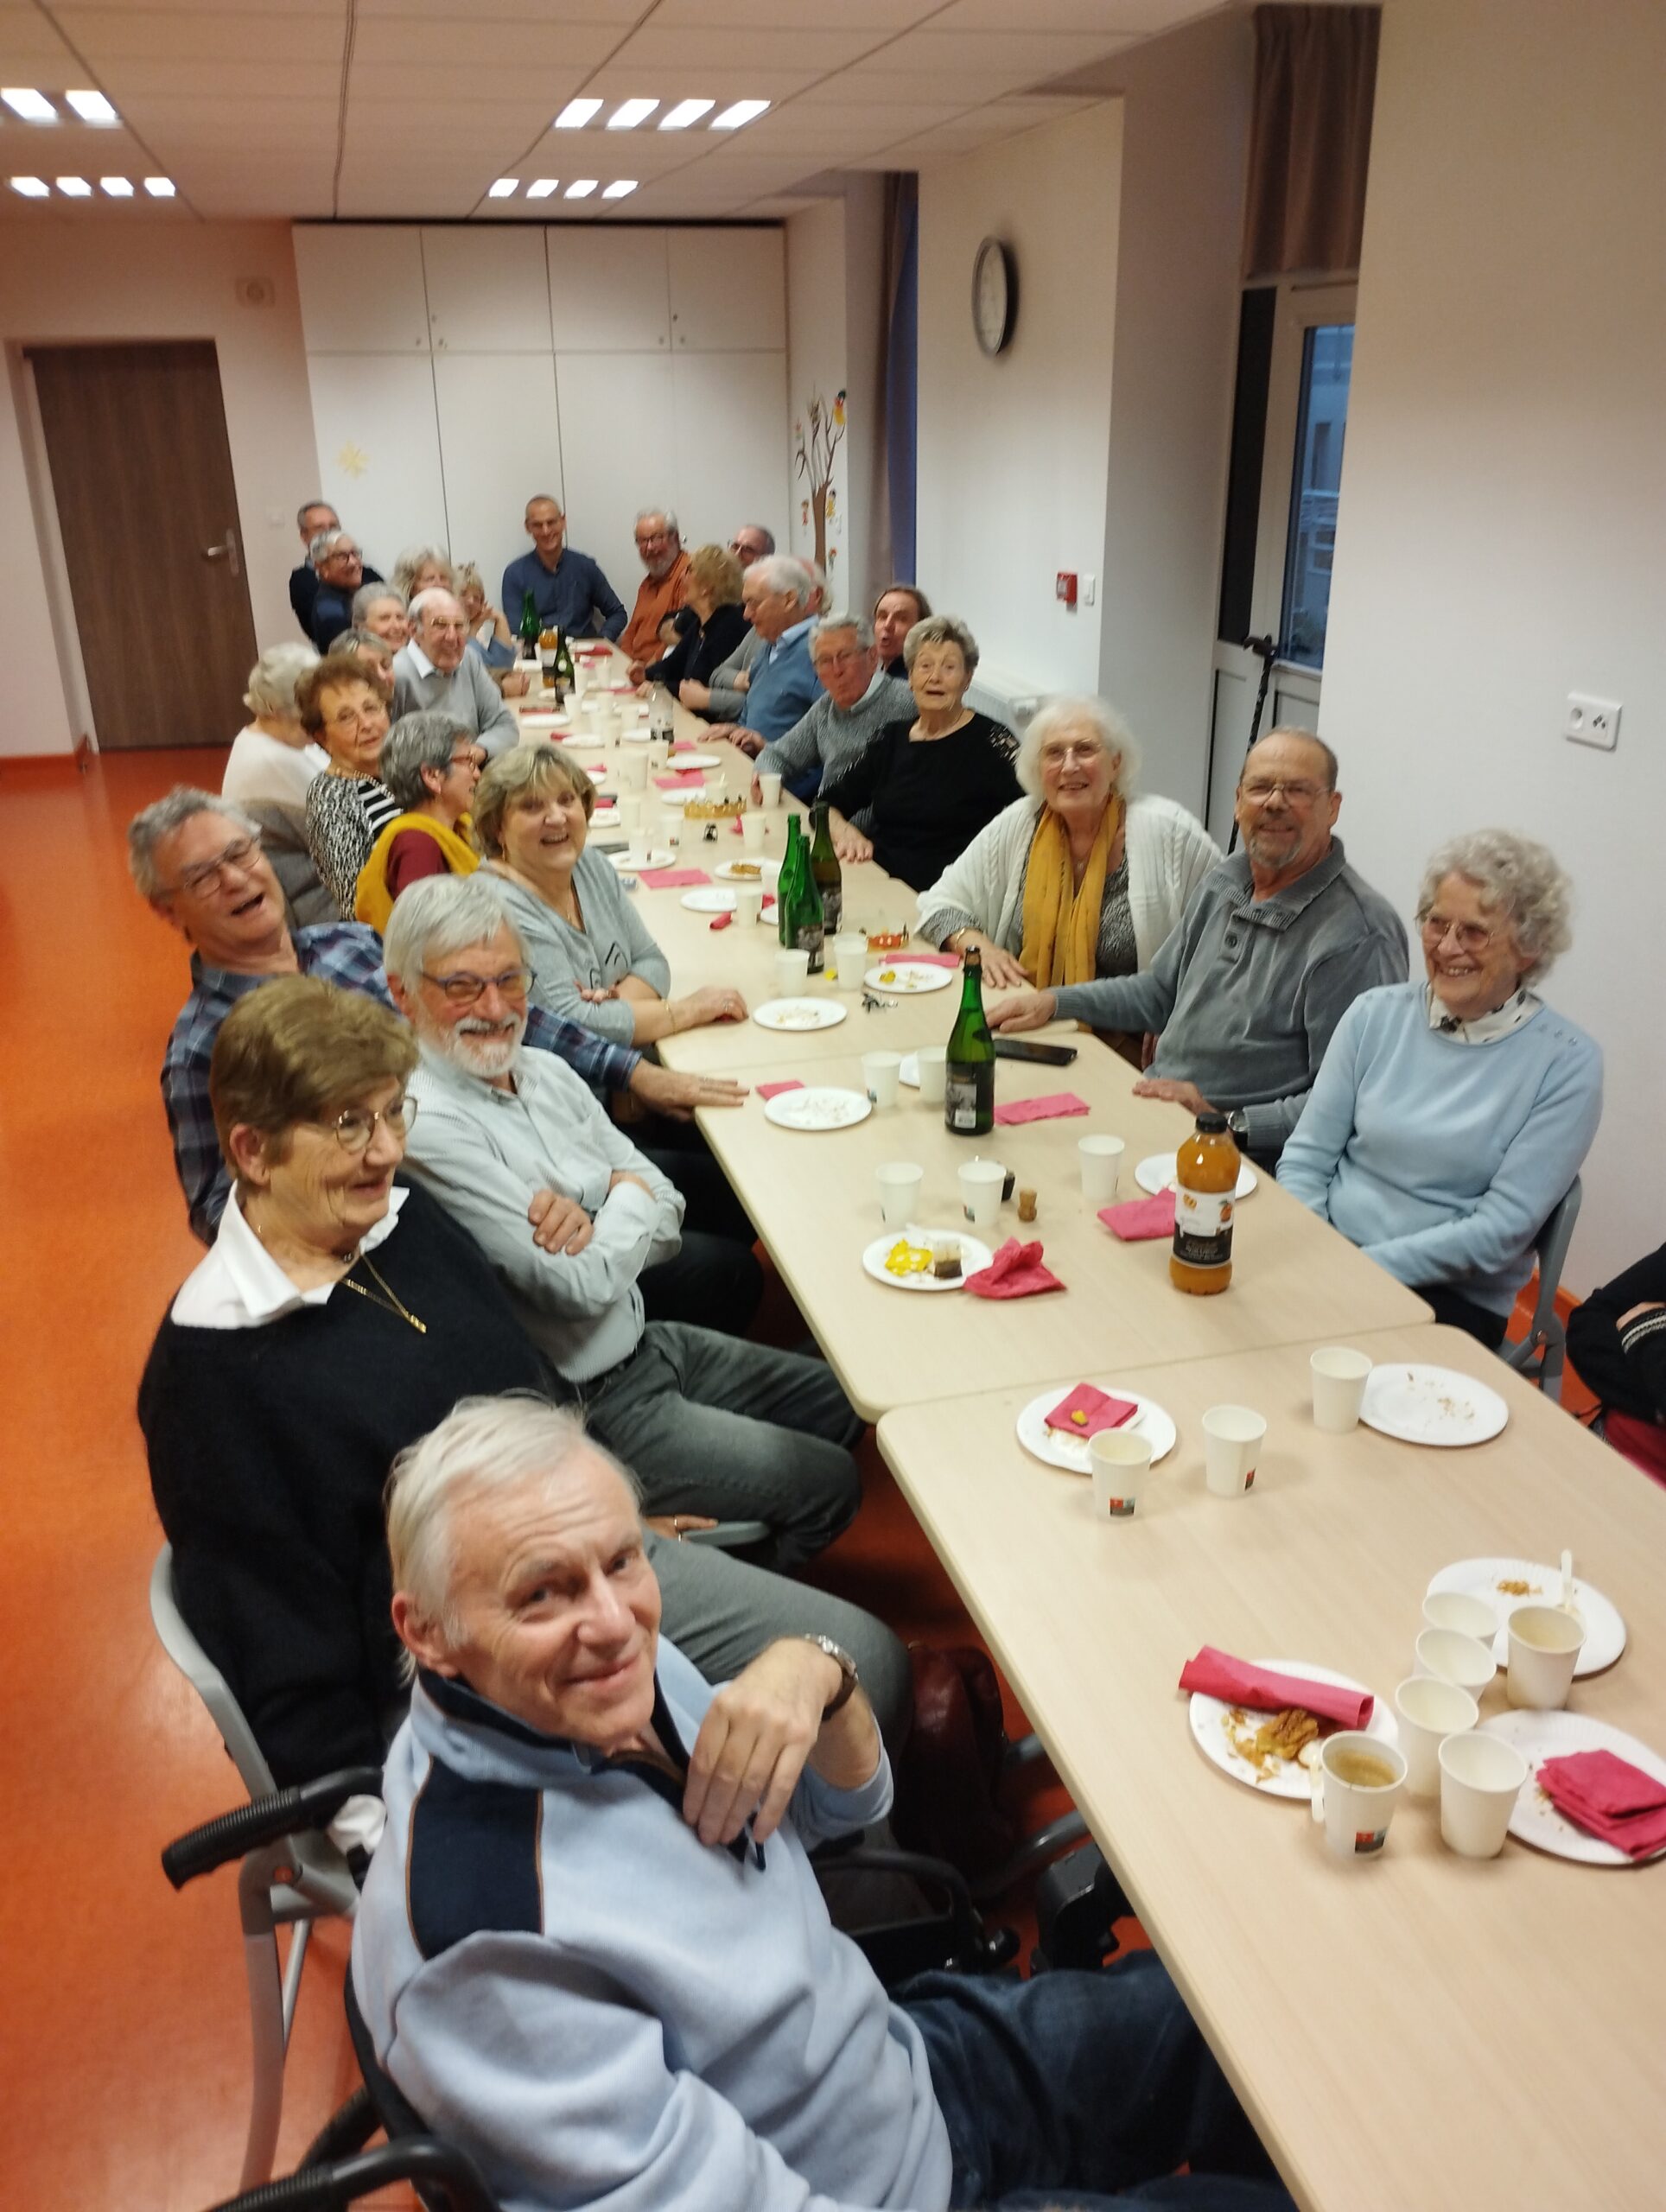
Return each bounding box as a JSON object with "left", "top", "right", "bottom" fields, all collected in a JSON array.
[{"left": 749, "top": 612, "right": 913, "bottom": 801}]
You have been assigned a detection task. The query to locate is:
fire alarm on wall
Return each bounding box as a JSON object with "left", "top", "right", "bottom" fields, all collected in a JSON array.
[{"left": 1055, "top": 571, "right": 1078, "bottom": 607}]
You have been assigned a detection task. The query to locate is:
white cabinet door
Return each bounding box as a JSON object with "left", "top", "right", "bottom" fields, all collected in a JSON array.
[
  {"left": 553, "top": 353, "right": 677, "bottom": 603},
  {"left": 546, "top": 228, "right": 670, "bottom": 352},
  {"left": 433, "top": 354, "right": 564, "bottom": 607},
  {"left": 671, "top": 352, "right": 790, "bottom": 558},
  {"left": 306, "top": 354, "right": 447, "bottom": 576},
  {"left": 293, "top": 225, "right": 429, "bottom": 354},
  {"left": 667, "top": 228, "right": 785, "bottom": 353},
  {"left": 422, "top": 227, "right": 552, "bottom": 353}
]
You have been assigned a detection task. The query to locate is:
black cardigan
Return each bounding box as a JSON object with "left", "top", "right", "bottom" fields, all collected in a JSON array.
[
  {"left": 1567, "top": 1241, "right": 1666, "bottom": 1423},
  {"left": 646, "top": 601, "right": 748, "bottom": 692},
  {"left": 818, "top": 711, "right": 1021, "bottom": 893},
  {"left": 138, "top": 1182, "right": 563, "bottom": 1788}
]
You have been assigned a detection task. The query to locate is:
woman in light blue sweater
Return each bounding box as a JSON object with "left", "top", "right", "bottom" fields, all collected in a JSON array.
[{"left": 1280, "top": 830, "right": 1601, "bottom": 1346}]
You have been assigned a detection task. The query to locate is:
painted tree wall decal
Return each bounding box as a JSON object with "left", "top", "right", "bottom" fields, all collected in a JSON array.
[{"left": 794, "top": 389, "right": 846, "bottom": 570}]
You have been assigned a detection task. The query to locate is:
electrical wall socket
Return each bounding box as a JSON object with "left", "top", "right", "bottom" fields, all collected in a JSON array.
[
  {"left": 1564, "top": 693, "right": 1621, "bottom": 749},
  {"left": 1081, "top": 573, "right": 1097, "bottom": 606}
]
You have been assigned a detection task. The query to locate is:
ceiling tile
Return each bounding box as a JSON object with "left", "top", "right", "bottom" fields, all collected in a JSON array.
[
  {"left": 115, "top": 94, "right": 337, "bottom": 146},
  {"left": 652, "top": 0, "right": 940, "bottom": 25},
  {"left": 90, "top": 59, "right": 343, "bottom": 99},
  {"left": 357, "top": 0, "right": 642, "bottom": 16},
  {"left": 602, "top": 24, "right": 887, "bottom": 73},
  {"left": 350, "top": 17, "right": 625, "bottom": 66},
  {"left": 562, "top": 62, "right": 827, "bottom": 104},
  {"left": 0, "top": 7, "right": 81, "bottom": 65},
  {"left": 54, "top": 7, "right": 346, "bottom": 59},
  {"left": 729, "top": 100, "right": 973, "bottom": 156},
  {"left": 931, "top": 0, "right": 1216, "bottom": 29},
  {"left": 345, "top": 60, "right": 593, "bottom": 105}
]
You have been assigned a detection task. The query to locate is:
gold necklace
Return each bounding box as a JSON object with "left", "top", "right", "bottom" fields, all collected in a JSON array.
[{"left": 338, "top": 1251, "right": 428, "bottom": 1334}]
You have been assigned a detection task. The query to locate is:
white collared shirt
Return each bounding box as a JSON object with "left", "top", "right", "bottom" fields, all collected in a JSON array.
[
  {"left": 404, "top": 640, "right": 437, "bottom": 679},
  {"left": 170, "top": 1185, "right": 407, "bottom": 1329},
  {"left": 1425, "top": 982, "right": 1542, "bottom": 1046}
]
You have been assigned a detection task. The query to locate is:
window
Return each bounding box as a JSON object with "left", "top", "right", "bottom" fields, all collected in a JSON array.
[{"left": 1280, "top": 323, "right": 1353, "bottom": 668}]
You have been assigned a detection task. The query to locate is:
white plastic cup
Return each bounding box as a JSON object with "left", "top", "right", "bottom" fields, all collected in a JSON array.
[
  {"left": 618, "top": 749, "right": 648, "bottom": 791},
  {"left": 647, "top": 734, "right": 671, "bottom": 771},
  {"left": 862, "top": 1051, "right": 902, "bottom": 1109},
  {"left": 1201, "top": 1405, "right": 1266, "bottom": 1498},
  {"left": 741, "top": 810, "right": 767, "bottom": 853},
  {"left": 1310, "top": 1732, "right": 1408, "bottom": 1861},
  {"left": 833, "top": 931, "right": 868, "bottom": 986},
  {"left": 915, "top": 1044, "right": 948, "bottom": 1104},
  {"left": 1078, "top": 1135, "right": 1125, "bottom": 1207},
  {"left": 758, "top": 772, "right": 784, "bottom": 809},
  {"left": 876, "top": 1161, "right": 924, "bottom": 1226},
  {"left": 958, "top": 1157, "right": 1005, "bottom": 1230},
  {"left": 774, "top": 948, "right": 811, "bottom": 995},
  {"left": 1090, "top": 1429, "right": 1152, "bottom": 1521},
  {"left": 1439, "top": 1731, "right": 1528, "bottom": 1858},
  {"left": 1310, "top": 1346, "right": 1373, "bottom": 1433},
  {"left": 735, "top": 885, "right": 764, "bottom": 926},
  {"left": 1505, "top": 1604, "right": 1585, "bottom": 1710},
  {"left": 1414, "top": 1626, "right": 1497, "bottom": 1703},
  {"left": 1393, "top": 1675, "right": 1479, "bottom": 1798},
  {"left": 617, "top": 793, "right": 644, "bottom": 833},
  {"left": 1421, "top": 1590, "right": 1498, "bottom": 1643}
]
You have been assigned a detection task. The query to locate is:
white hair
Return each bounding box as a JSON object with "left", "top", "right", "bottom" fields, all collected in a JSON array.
[
  {"left": 1015, "top": 696, "right": 1141, "bottom": 801},
  {"left": 811, "top": 611, "right": 874, "bottom": 653},
  {"left": 127, "top": 787, "right": 258, "bottom": 897},
  {"left": 243, "top": 641, "right": 319, "bottom": 718},
  {"left": 409, "top": 586, "right": 463, "bottom": 626},
  {"left": 395, "top": 544, "right": 456, "bottom": 600},
  {"left": 309, "top": 527, "right": 358, "bottom": 569},
  {"left": 1416, "top": 829, "right": 1574, "bottom": 981},
  {"left": 902, "top": 613, "right": 978, "bottom": 678},
  {"left": 385, "top": 1394, "right": 641, "bottom": 1665},
  {"left": 353, "top": 581, "right": 406, "bottom": 623},
  {"left": 383, "top": 872, "right": 521, "bottom": 986},
  {"left": 745, "top": 554, "right": 813, "bottom": 606},
  {"left": 635, "top": 506, "right": 678, "bottom": 534}
]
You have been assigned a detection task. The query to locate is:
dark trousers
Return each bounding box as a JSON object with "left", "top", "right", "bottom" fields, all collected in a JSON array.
[
  {"left": 641, "top": 1131, "right": 764, "bottom": 1335},
  {"left": 1415, "top": 1284, "right": 1509, "bottom": 1350}
]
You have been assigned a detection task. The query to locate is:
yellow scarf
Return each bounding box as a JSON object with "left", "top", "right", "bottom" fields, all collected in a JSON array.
[
  {"left": 353, "top": 812, "right": 479, "bottom": 931},
  {"left": 1019, "top": 800, "right": 1122, "bottom": 989}
]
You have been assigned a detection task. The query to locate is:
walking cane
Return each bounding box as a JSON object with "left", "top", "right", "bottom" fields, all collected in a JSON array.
[{"left": 1225, "top": 633, "right": 1280, "bottom": 855}]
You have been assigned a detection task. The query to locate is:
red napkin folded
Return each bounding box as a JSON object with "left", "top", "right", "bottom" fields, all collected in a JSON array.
[
  {"left": 994, "top": 1091, "right": 1091, "bottom": 1127},
  {"left": 1538, "top": 1751, "right": 1666, "bottom": 1858},
  {"left": 1179, "top": 1648, "right": 1375, "bottom": 1729},
  {"left": 900, "top": 950, "right": 963, "bottom": 969},
  {"left": 655, "top": 770, "right": 707, "bottom": 789},
  {"left": 636, "top": 868, "right": 709, "bottom": 890},
  {"left": 963, "top": 1237, "right": 1065, "bottom": 1300},
  {"left": 762, "top": 893, "right": 777, "bottom": 910},
  {"left": 1099, "top": 1192, "right": 1175, "bottom": 1242},
  {"left": 709, "top": 913, "right": 732, "bottom": 931},
  {"left": 1044, "top": 1382, "right": 1141, "bottom": 1440},
  {"left": 756, "top": 1080, "right": 804, "bottom": 1101}
]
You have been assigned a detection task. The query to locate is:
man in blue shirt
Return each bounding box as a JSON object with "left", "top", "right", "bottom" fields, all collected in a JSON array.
[
  {"left": 709, "top": 556, "right": 823, "bottom": 750},
  {"left": 501, "top": 494, "right": 626, "bottom": 642}
]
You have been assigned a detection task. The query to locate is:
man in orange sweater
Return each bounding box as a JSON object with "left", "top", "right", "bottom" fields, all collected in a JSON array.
[{"left": 622, "top": 506, "right": 691, "bottom": 679}]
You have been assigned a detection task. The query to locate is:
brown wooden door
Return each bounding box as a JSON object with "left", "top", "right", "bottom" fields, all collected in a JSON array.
[{"left": 29, "top": 341, "right": 258, "bottom": 750}]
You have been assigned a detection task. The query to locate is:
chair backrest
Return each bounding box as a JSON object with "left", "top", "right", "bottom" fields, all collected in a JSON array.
[
  {"left": 345, "top": 1972, "right": 431, "bottom": 2145},
  {"left": 1536, "top": 1175, "right": 1582, "bottom": 1291},
  {"left": 242, "top": 798, "right": 336, "bottom": 926}
]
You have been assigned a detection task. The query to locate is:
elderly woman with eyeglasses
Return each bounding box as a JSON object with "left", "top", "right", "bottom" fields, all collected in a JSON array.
[
  {"left": 917, "top": 696, "right": 1218, "bottom": 993},
  {"left": 1279, "top": 830, "right": 1602, "bottom": 1346},
  {"left": 353, "top": 711, "right": 484, "bottom": 931},
  {"left": 301, "top": 653, "right": 403, "bottom": 918}
]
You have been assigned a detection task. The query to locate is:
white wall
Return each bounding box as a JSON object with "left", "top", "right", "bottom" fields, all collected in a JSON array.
[
  {"left": 0, "top": 221, "right": 321, "bottom": 757},
  {"left": 917, "top": 102, "right": 1124, "bottom": 702},
  {"left": 785, "top": 200, "right": 851, "bottom": 592},
  {"left": 1319, "top": 0, "right": 1666, "bottom": 1292}
]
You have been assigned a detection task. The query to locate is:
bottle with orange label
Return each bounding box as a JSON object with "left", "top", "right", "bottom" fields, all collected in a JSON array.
[{"left": 1169, "top": 1108, "right": 1238, "bottom": 1294}]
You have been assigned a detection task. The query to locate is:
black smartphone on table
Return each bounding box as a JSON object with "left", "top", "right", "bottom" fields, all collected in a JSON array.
[{"left": 994, "top": 1038, "right": 1078, "bottom": 1066}]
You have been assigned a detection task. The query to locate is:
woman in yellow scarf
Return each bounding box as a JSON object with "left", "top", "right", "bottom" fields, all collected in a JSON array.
[{"left": 355, "top": 710, "right": 484, "bottom": 932}]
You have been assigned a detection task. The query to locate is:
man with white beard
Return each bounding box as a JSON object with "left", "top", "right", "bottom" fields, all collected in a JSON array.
[{"left": 383, "top": 874, "right": 864, "bottom": 1575}]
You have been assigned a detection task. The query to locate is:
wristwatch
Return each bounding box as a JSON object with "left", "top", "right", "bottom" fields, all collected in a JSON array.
[
  {"left": 800, "top": 1633, "right": 860, "bottom": 1719},
  {"left": 1225, "top": 1109, "right": 1250, "bottom": 1144}
]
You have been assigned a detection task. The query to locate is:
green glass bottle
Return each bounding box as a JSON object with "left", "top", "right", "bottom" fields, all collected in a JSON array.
[
  {"left": 943, "top": 944, "right": 995, "bottom": 1136},
  {"left": 518, "top": 589, "right": 541, "bottom": 661},
  {"left": 808, "top": 799, "right": 843, "bottom": 938},
  {"left": 556, "top": 628, "right": 575, "bottom": 695},
  {"left": 777, "top": 816, "right": 825, "bottom": 973}
]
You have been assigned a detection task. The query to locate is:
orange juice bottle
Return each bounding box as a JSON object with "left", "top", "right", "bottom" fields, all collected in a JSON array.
[{"left": 1169, "top": 1109, "right": 1238, "bottom": 1294}]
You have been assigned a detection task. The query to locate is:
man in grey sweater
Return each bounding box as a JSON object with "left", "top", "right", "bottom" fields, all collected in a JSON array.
[
  {"left": 746, "top": 612, "right": 913, "bottom": 802},
  {"left": 991, "top": 729, "right": 1408, "bottom": 1165},
  {"left": 392, "top": 588, "right": 518, "bottom": 756}
]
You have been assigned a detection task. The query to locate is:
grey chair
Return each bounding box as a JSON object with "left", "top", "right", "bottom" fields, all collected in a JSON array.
[
  {"left": 1502, "top": 1177, "right": 1582, "bottom": 1402},
  {"left": 243, "top": 798, "right": 336, "bottom": 926}
]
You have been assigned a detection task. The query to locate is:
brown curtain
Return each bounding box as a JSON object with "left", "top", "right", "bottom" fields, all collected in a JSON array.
[{"left": 1242, "top": 4, "right": 1379, "bottom": 280}]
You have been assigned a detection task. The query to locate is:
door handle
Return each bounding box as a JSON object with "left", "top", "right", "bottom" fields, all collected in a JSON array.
[{"left": 202, "top": 529, "right": 241, "bottom": 578}]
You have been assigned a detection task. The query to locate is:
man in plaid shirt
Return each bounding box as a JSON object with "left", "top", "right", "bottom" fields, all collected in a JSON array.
[{"left": 130, "top": 790, "right": 747, "bottom": 1243}]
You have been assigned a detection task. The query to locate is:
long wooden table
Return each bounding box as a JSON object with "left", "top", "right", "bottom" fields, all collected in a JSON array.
[{"left": 877, "top": 1326, "right": 1666, "bottom": 2212}]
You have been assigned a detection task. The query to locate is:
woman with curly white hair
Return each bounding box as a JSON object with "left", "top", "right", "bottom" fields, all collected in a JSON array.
[
  {"left": 221, "top": 642, "right": 326, "bottom": 807},
  {"left": 1279, "top": 830, "right": 1602, "bottom": 1345},
  {"left": 916, "top": 695, "right": 1218, "bottom": 991}
]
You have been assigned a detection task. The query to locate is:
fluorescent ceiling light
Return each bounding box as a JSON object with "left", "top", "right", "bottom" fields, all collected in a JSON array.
[
  {"left": 56, "top": 176, "right": 92, "bottom": 196},
  {"left": 564, "top": 179, "right": 598, "bottom": 199},
  {"left": 710, "top": 99, "right": 769, "bottom": 130},
  {"left": 66, "top": 90, "right": 118, "bottom": 125},
  {"left": 660, "top": 99, "right": 715, "bottom": 130},
  {"left": 601, "top": 180, "right": 637, "bottom": 200},
  {"left": 487, "top": 178, "right": 518, "bottom": 198},
  {"left": 526, "top": 178, "right": 559, "bottom": 199},
  {"left": 607, "top": 99, "right": 658, "bottom": 130},
  {"left": 2, "top": 88, "right": 57, "bottom": 123},
  {"left": 100, "top": 175, "right": 133, "bottom": 197},
  {"left": 555, "top": 98, "right": 602, "bottom": 129},
  {"left": 9, "top": 175, "right": 49, "bottom": 197},
  {"left": 143, "top": 176, "right": 175, "bottom": 197}
]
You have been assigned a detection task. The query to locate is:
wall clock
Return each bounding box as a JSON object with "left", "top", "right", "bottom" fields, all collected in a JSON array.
[{"left": 972, "top": 236, "right": 1017, "bottom": 357}]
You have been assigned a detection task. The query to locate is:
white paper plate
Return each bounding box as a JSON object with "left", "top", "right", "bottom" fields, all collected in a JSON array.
[
  {"left": 669, "top": 751, "right": 721, "bottom": 768},
  {"left": 863, "top": 960, "right": 953, "bottom": 995},
  {"left": 680, "top": 887, "right": 735, "bottom": 913},
  {"left": 655, "top": 788, "right": 704, "bottom": 808},
  {"left": 861, "top": 1224, "right": 995, "bottom": 1294},
  {"left": 1480, "top": 1710, "right": 1666, "bottom": 1866},
  {"left": 1360, "top": 1364, "right": 1509, "bottom": 1447},
  {"left": 1189, "top": 1659, "right": 1399, "bottom": 1801},
  {"left": 753, "top": 997, "right": 847, "bottom": 1033},
  {"left": 715, "top": 857, "right": 781, "bottom": 886},
  {"left": 608, "top": 848, "right": 676, "bottom": 874},
  {"left": 763, "top": 1086, "right": 872, "bottom": 1133},
  {"left": 1135, "top": 1152, "right": 1259, "bottom": 1200},
  {"left": 1015, "top": 1387, "right": 1177, "bottom": 1474},
  {"left": 1426, "top": 1558, "right": 1625, "bottom": 1675}
]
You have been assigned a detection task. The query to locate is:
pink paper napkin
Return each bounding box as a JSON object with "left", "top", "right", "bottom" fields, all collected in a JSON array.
[
  {"left": 1538, "top": 1751, "right": 1666, "bottom": 1858},
  {"left": 636, "top": 868, "right": 710, "bottom": 890},
  {"left": 901, "top": 950, "right": 962, "bottom": 968},
  {"left": 963, "top": 1237, "right": 1065, "bottom": 1300},
  {"left": 1043, "top": 1382, "right": 1141, "bottom": 1440},
  {"left": 1099, "top": 1192, "right": 1175, "bottom": 1242},
  {"left": 1178, "top": 1648, "right": 1374, "bottom": 1729},
  {"left": 756, "top": 1080, "right": 804, "bottom": 1101},
  {"left": 994, "top": 1091, "right": 1091, "bottom": 1127},
  {"left": 762, "top": 893, "right": 777, "bottom": 911},
  {"left": 655, "top": 769, "right": 707, "bottom": 789},
  {"left": 709, "top": 913, "right": 732, "bottom": 931},
  {"left": 583, "top": 764, "right": 609, "bottom": 776}
]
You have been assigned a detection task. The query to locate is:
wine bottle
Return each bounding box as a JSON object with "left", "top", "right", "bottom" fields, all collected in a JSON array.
[
  {"left": 556, "top": 629, "right": 575, "bottom": 696},
  {"left": 518, "top": 591, "right": 541, "bottom": 662},
  {"left": 808, "top": 800, "right": 843, "bottom": 938},
  {"left": 777, "top": 816, "right": 825, "bottom": 973},
  {"left": 944, "top": 945, "right": 995, "bottom": 1136}
]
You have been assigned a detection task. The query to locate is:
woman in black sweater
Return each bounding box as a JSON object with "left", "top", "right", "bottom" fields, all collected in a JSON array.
[
  {"left": 645, "top": 541, "right": 748, "bottom": 695},
  {"left": 821, "top": 613, "right": 1020, "bottom": 892},
  {"left": 1567, "top": 1241, "right": 1666, "bottom": 1482}
]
